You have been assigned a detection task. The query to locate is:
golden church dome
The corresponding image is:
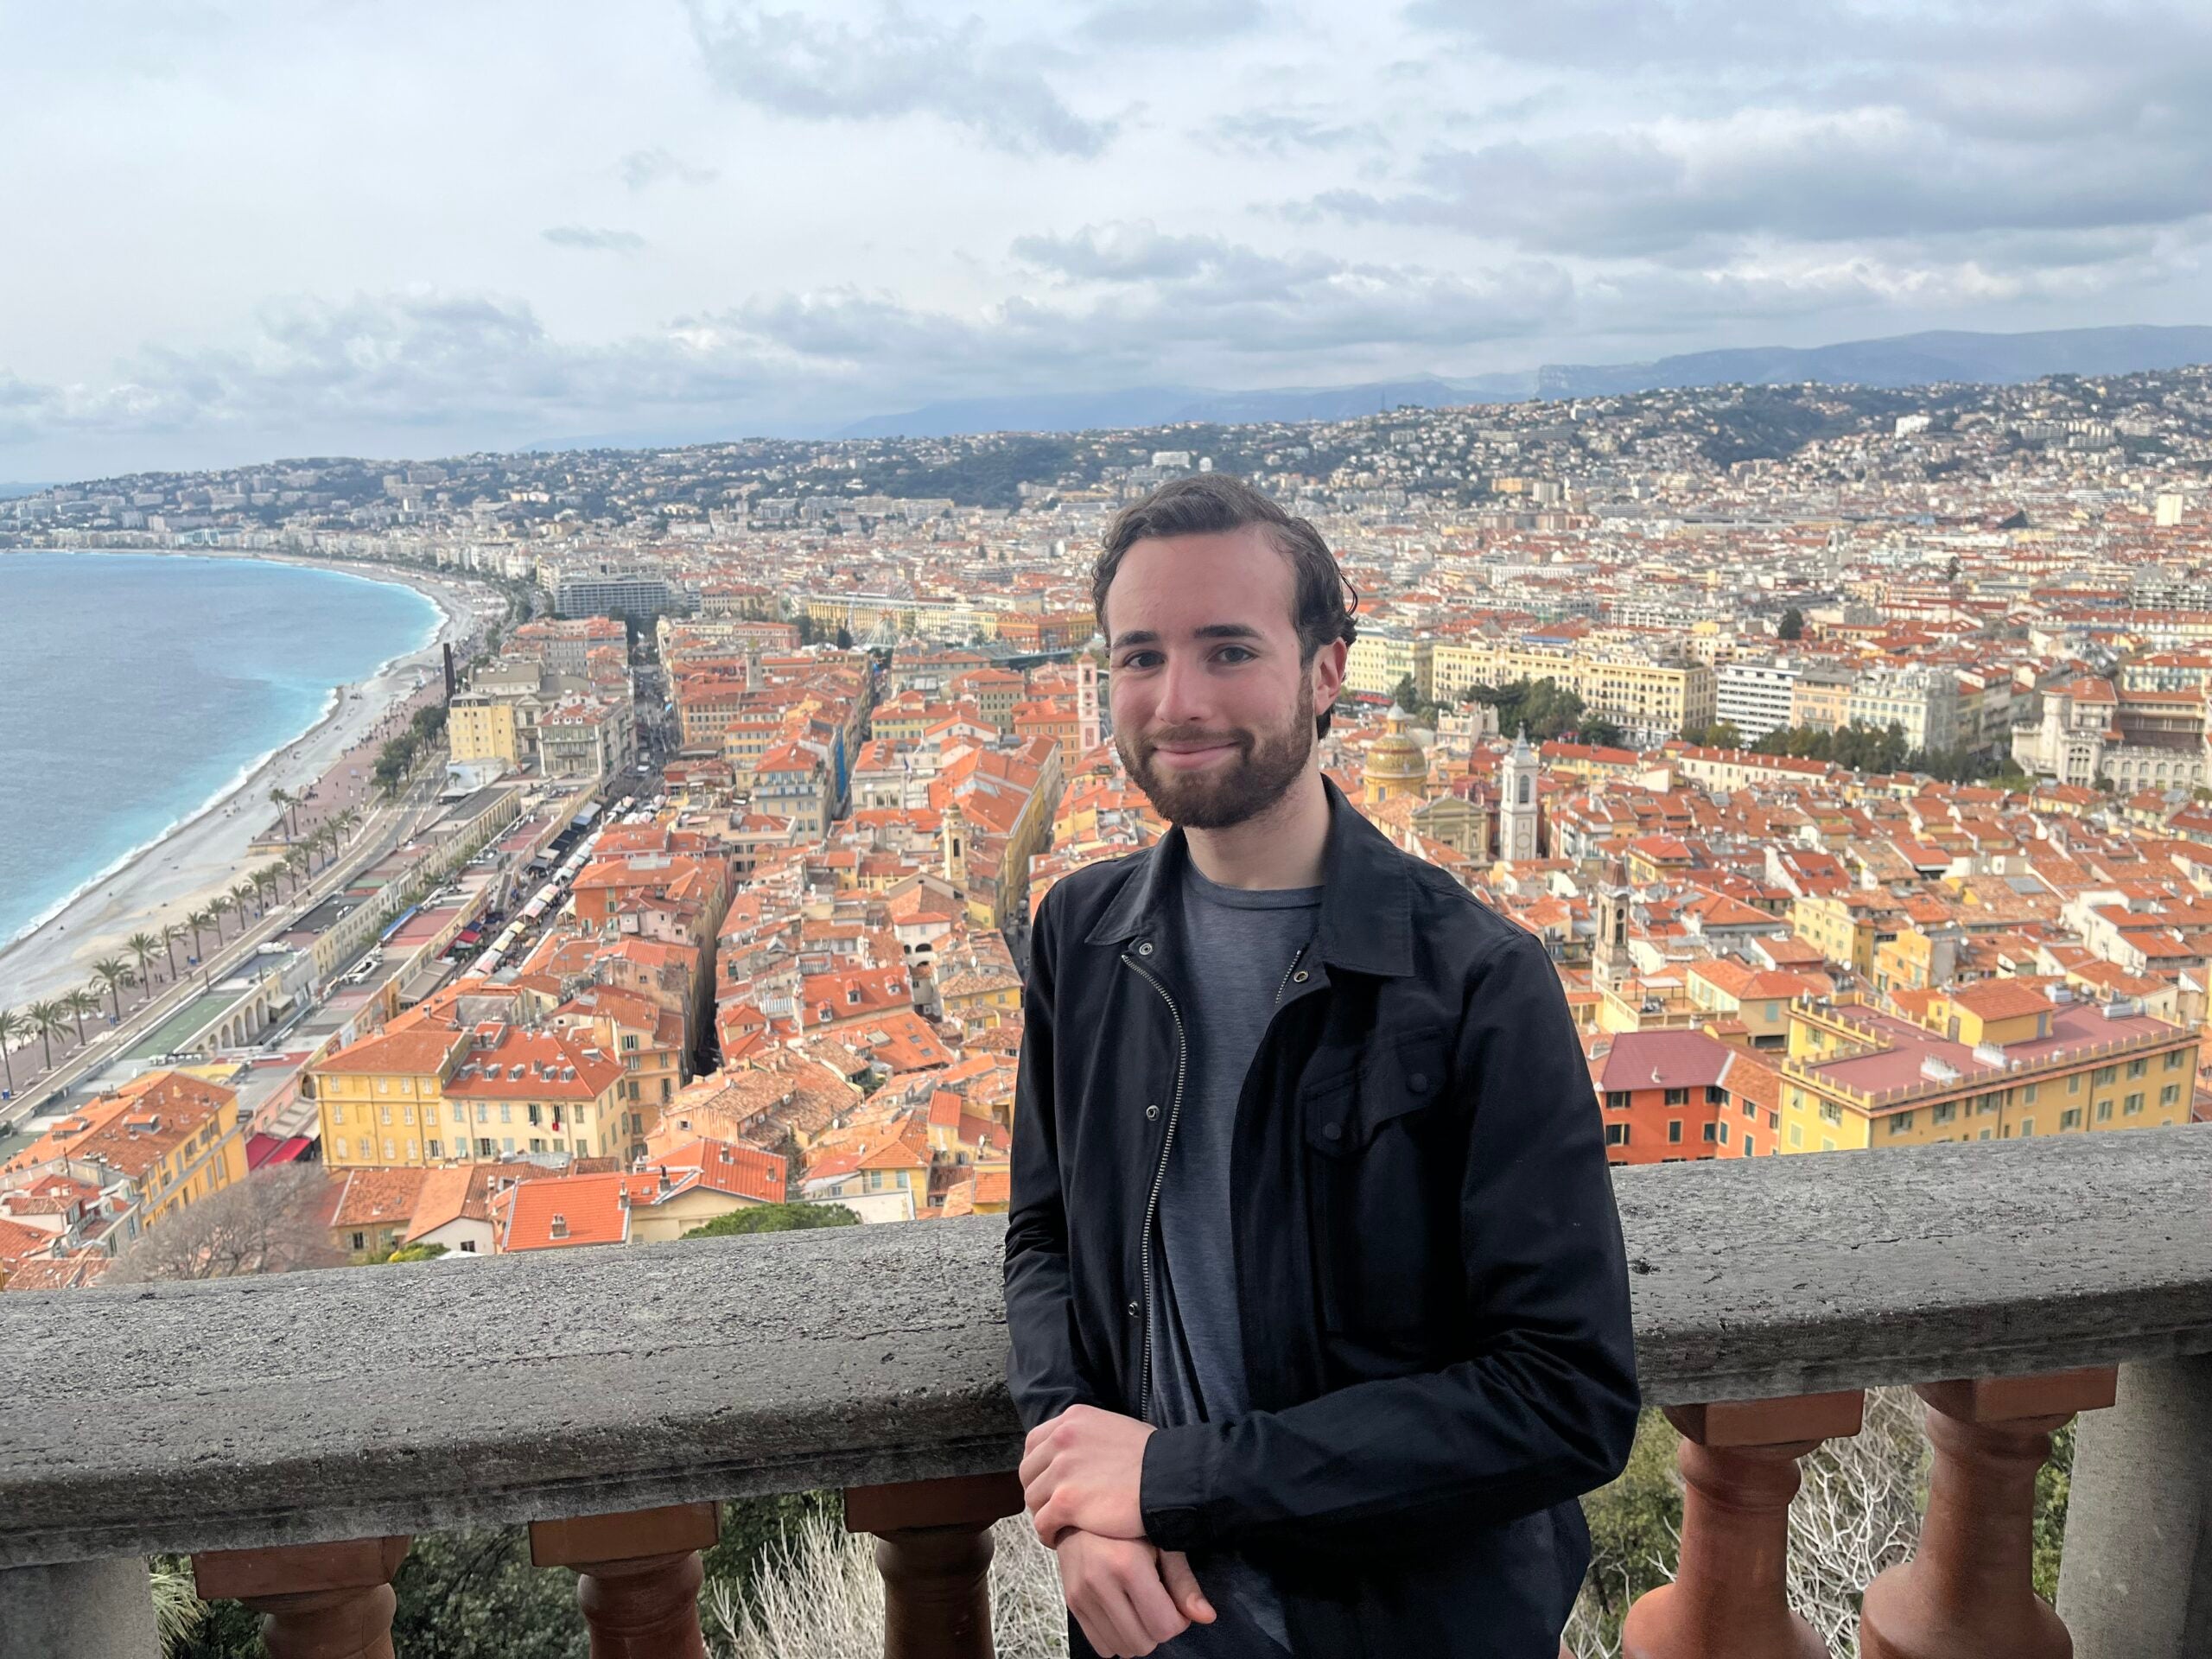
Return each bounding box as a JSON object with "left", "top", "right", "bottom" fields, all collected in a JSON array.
[{"left": 1361, "top": 710, "right": 1431, "bottom": 803}]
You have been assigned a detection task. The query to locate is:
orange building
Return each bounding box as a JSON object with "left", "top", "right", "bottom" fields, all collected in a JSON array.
[{"left": 1586, "top": 1029, "right": 1781, "bottom": 1164}]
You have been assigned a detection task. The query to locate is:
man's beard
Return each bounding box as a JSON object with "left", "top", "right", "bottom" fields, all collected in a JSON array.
[{"left": 1117, "top": 674, "right": 1315, "bottom": 831}]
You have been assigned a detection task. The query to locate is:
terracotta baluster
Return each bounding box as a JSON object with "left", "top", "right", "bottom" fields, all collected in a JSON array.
[
  {"left": 1859, "top": 1368, "right": 2118, "bottom": 1659},
  {"left": 192, "top": 1535, "right": 412, "bottom": 1659},
  {"left": 846, "top": 1471, "right": 1023, "bottom": 1659},
  {"left": 530, "top": 1501, "right": 721, "bottom": 1659},
  {"left": 1621, "top": 1390, "right": 1864, "bottom": 1659}
]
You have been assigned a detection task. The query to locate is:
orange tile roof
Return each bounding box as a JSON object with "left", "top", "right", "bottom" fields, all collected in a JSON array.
[
  {"left": 496, "top": 1172, "right": 634, "bottom": 1251},
  {"left": 333, "top": 1167, "right": 428, "bottom": 1230}
]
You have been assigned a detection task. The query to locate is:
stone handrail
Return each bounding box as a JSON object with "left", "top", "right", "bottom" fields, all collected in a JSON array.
[{"left": 4, "top": 1126, "right": 2210, "bottom": 1656}]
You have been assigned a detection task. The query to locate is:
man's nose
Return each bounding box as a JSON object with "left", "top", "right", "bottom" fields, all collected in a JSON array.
[{"left": 1154, "top": 654, "right": 1212, "bottom": 727}]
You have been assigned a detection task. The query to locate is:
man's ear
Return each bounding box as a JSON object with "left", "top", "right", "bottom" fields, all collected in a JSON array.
[{"left": 1313, "top": 639, "right": 1349, "bottom": 713}]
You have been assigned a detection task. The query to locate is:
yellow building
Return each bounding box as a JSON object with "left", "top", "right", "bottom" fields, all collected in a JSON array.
[
  {"left": 1789, "top": 670, "right": 1854, "bottom": 733},
  {"left": 1872, "top": 925, "right": 1958, "bottom": 997},
  {"left": 0, "top": 1071, "right": 249, "bottom": 1236},
  {"left": 1685, "top": 960, "right": 1821, "bottom": 1051},
  {"left": 1344, "top": 632, "right": 1433, "bottom": 702},
  {"left": 1428, "top": 640, "right": 1493, "bottom": 707},
  {"left": 719, "top": 715, "right": 785, "bottom": 785},
  {"left": 312, "top": 1020, "right": 633, "bottom": 1167},
  {"left": 1777, "top": 982, "right": 2198, "bottom": 1154},
  {"left": 806, "top": 594, "right": 918, "bottom": 639},
  {"left": 1427, "top": 639, "right": 1713, "bottom": 738},
  {"left": 448, "top": 691, "right": 524, "bottom": 766},
  {"left": 1791, "top": 892, "right": 1908, "bottom": 976},
  {"left": 869, "top": 704, "right": 936, "bottom": 743},
  {"left": 938, "top": 956, "right": 1024, "bottom": 1029}
]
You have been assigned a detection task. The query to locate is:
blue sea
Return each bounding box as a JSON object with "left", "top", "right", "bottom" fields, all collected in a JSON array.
[{"left": 0, "top": 551, "right": 441, "bottom": 950}]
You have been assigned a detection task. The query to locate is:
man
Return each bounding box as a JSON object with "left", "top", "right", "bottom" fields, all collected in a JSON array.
[{"left": 1006, "top": 474, "right": 1638, "bottom": 1658}]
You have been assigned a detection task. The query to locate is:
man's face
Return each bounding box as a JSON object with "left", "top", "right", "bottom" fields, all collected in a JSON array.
[{"left": 1103, "top": 524, "right": 1339, "bottom": 830}]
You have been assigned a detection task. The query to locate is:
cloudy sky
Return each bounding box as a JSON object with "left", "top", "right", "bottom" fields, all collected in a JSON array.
[{"left": 3, "top": 0, "right": 2209, "bottom": 480}]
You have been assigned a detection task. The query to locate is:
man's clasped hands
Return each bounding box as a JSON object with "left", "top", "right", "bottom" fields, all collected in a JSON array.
[{"left": 1020, "top": 1404, "right": 1218, "bottom": 1656}]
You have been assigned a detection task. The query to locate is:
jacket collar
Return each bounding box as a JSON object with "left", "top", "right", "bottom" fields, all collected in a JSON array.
[{"left": 1082, "top": 774, "right": 1415, "bottom": 976}]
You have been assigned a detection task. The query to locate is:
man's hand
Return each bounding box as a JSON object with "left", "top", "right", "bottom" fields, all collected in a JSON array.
[
  {"left": 1021, "top": 1403, "right": 1155, "bottom": 1546},
  {"left": 1054, "top": 1530, "right": 1216, "bottom": 1657}
]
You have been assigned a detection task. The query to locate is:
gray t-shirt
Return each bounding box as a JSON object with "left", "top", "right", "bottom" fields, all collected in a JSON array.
[{"left": 1144, "top": 858, "right": 1321, "bottom": 1656}]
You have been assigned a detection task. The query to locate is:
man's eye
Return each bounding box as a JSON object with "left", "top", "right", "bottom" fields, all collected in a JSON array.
[
  {"left": 1121, "top": 652, "right": 1160, "bottom": 670},
  {"left": 1216, "top": 646, "right": 1255, "bottom": 664}
]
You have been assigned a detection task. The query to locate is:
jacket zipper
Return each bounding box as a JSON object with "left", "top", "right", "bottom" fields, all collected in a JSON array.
[
  {"left": 1122, "top": 938, "right": 1313, "bottom": 1422},
  {"left": 1121, "top": 952, "right": 1186, "bottom": 1423}
]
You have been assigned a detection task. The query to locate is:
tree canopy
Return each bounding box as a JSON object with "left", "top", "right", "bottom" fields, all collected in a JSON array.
[
  {"left": 681, "top": 1201, "right": 859, "bottom": 1240},
  {"left": 1461, "top": 677, "right": 1626, "bottom": 747}
]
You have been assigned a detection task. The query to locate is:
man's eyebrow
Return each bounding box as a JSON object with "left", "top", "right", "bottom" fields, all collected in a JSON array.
[{"left": 1109, "top": 623, "right": 1267, "bottom": 650}]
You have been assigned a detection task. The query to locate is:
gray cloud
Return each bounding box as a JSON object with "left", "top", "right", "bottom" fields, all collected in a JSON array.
[
  {"left": 543, "top": 226, "right": 648, "bottom": 252},
  {"left": 1313, "top": 107, "right": 2212, "bottom": 257},
  {"left": 620, "top": 147, "right": 720, "bottom": 190},
  {"left": 684, "top": 0, "right": 1113, "bottom": 157},
  {"left": 1402, "top": 0, "right": 2212, "bottom": 148},
  {"left": 720, "top": 238, "right": 1575, "bottom": 383},
  {"left": 1357, "top": 0, "right": 2212, "bottom": 261},
  {"left": 1208, "top": 109, "right": 1383, "bottom": 156},
  {"left": 1012, "top": 223, "right": 1242, "bottom": 283},
  {"left": 2, "top": 243, "right": 1572, "bottom": 456}
]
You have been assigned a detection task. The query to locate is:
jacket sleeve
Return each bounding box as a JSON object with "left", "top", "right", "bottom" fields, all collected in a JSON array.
[
  {"left": 1003, "top": 883, "right": 1108, "bottom": 1431},
  {"left": 1139, "top": 926, "right": 1639, "bottom": 1557}
]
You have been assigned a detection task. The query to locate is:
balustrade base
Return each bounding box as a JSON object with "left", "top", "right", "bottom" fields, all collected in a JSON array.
[
  {"left": 2056, "top": 1353, "right": 2212, "bottom": 1659},
  {"left": 0, "top": 1557, "right": 160, "bottom": 1659}
]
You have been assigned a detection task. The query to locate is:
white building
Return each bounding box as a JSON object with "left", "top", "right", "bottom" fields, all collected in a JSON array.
[
  {"left": 1848, "top": 667, "right": 1962, "bottom": 756},
  {"left": 1715, "top": 660, "right": 1802, "bottom": 741}
]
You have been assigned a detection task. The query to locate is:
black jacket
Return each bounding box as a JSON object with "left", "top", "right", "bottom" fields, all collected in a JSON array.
[{"left": 1005, "top": 778, "right": 1639, "bottom": 1657}]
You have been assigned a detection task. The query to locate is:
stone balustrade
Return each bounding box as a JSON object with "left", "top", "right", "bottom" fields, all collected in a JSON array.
[{"left": 3, "top": 1126, "right": 2209, "bottom": 1658}]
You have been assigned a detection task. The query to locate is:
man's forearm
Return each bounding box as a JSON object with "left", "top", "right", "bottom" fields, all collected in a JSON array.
[{"left": 1138, "top": 1338, "right": 1637, "bottom": 1558}]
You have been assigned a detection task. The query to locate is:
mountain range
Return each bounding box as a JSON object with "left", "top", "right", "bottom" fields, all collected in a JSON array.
[{"left": 836, "top": 324, "right": 2212, "bottom": 440}]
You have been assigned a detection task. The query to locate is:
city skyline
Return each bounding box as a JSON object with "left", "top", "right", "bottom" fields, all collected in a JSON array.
[{"left": 5, "top": 0, "right": 2211, "bottom": 478}]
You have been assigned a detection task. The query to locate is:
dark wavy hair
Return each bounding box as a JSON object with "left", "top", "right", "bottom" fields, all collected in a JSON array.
[{"left": 1091, "top": 473, "right": 1360, "bottom": 738}]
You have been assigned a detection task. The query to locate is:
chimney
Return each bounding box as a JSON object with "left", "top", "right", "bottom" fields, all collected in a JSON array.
[{"left": 549, "top": 1214, "right": 569, "bottom": 1239}]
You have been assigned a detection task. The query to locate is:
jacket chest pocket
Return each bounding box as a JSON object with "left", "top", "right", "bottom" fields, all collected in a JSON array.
[{"left": 1301, "top": 1032, "right": 1453, "bottom": 1343}]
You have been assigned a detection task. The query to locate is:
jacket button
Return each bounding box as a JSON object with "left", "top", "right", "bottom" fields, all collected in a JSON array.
[
  {"left": 1323, "top": 1122, "right": 1342, "bottom": 1141},
  {"left": 1136, "top": 941, "right": 1154, "bottom": 956},
  {"left": 1128, "top": 1300, "right": 1141, "bottom": 1317},
  {"left": 1145, "top": 1103, "right": 1160, "bottom": 1120},
  {"left": 1408, "top": 1071, "right": 1430, "bottom": 1091}
]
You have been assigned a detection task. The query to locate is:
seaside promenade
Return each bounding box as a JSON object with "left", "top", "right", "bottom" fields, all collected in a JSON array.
[{"left": 0, "top": 757, "right": 449, "bottom": 1131}]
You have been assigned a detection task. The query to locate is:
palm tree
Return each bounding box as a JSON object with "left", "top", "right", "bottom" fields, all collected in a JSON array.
[
  {"left": 185, "top": 908, "right": 215, "bottom": 959},
  {"left": 210, "top": 893, "right": 236, "bottom": 940},
  {"left": 232, "top": 880, "right": 261, "bottom": 921},
  {"left": 62, "top": 988, "right": 98, "bottom": 1046},
  {"left": 0, "top": 1007, "right": 22, "bottom": 1094},
  {"left": 286, "top": 846, "right": 312, "bottom": 891},
  {"left": 161, "top": 923, "right": 184, "bottom": 977},
  {"left": 27, "top": 1001, "right": 65, "bottom": 1069},
  {"left": 126, "top": 930, "right": 163, "bottom": 990},
  {"left": 91, "top": 958, "right": 135, "bottom": 1022},
  {"left": 270, "top": 785, "right": 300, "bottom": 837},
  {"left": 254, "top": 868, "right": 281, "bottom": 912}
]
